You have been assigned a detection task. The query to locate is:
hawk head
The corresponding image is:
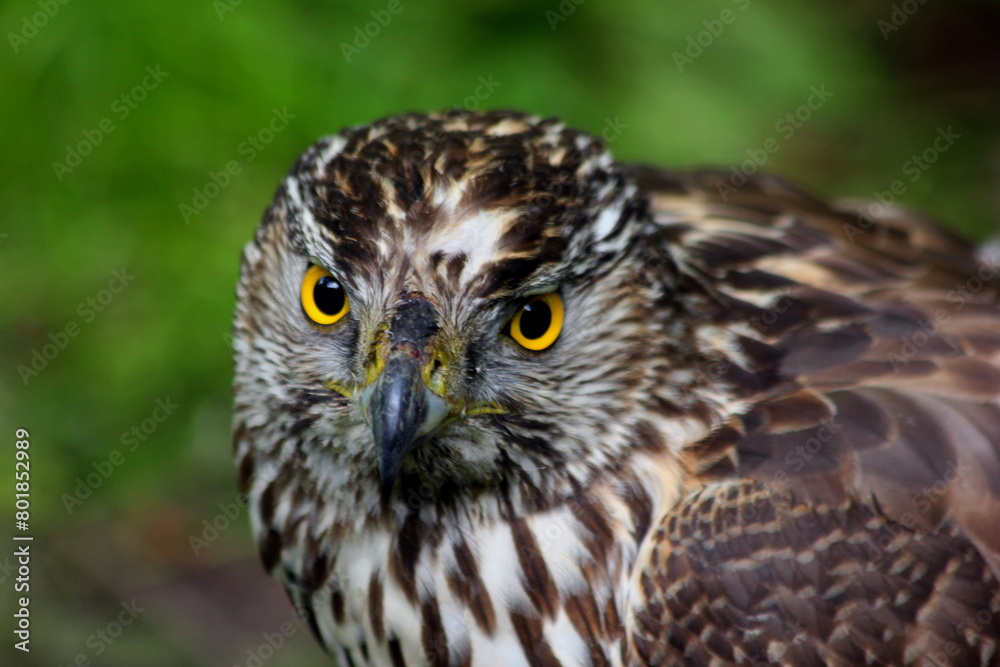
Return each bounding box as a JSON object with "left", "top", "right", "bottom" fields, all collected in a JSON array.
[{"left": 233, "top": 110, "right": 689, "bottom": 505}]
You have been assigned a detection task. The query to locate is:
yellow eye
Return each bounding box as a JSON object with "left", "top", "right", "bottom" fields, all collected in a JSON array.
[
  {"left": 510, "top": 293, "right": 563, "bottom": 351},
  {"left": 301, "top": 265, "right": 350, "bottom": 325}
]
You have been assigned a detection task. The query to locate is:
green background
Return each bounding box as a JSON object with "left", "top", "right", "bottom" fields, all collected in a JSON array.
[{"left": 2, "top": 1, "right": 998, "bottom": 665}]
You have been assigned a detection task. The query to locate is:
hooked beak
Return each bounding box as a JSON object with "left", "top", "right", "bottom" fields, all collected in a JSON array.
[
  {"left": 359, "top": 352, "right": 448, "bottom": 491},
  {"left": 346, "top": 294, "right": 505, "bottom": 493},
  {"left": 355, "top": 294, "right": 448, "bottom": 492}
]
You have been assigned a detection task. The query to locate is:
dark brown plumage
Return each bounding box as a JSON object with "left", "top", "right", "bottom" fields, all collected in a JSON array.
[
  {"left": 630, "top": 167, "right": 1000, "bottom": 665},
  {"left": 233, "top": 111, "right": 1000, "bottom": 666}
]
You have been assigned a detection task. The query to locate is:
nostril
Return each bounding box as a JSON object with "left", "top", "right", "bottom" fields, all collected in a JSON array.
[{"left": 432, "top": 358, "right": 443, "bottom": 372}]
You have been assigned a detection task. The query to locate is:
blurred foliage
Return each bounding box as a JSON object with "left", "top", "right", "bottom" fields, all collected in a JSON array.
[{"left": 1, "top": 0, "right": 998, "bottom": 664}]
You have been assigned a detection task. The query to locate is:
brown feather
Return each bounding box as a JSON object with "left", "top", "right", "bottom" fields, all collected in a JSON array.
[{"left": 629, "top": 166, "right": 1000, "bottom": 665}]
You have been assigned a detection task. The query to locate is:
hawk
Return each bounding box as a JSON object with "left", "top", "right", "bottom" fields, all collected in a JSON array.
[{"left": 232, "top": 110, "right": 1000, "bottom": 666}]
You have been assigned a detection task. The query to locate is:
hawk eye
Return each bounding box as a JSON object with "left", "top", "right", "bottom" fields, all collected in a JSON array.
[
  {"left": 509, "top": 293, "right": 563, "bottom": 351},
  {"left": 301, "top": 265, "right": 350, "bottom": 325}
]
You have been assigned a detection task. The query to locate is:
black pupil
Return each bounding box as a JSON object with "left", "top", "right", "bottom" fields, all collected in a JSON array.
[
  {"left": 314, "top": 276, "right": 345, "bottom": 315},
  {"left": 519, "top": 300, "right": 552, "bottom": 340}
]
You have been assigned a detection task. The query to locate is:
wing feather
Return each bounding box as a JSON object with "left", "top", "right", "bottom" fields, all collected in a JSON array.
[{"left": 626, "top": 167, "right": 1000, "bottom": 664}]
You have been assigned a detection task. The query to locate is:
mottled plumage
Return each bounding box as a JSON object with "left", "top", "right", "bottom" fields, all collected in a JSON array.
[{"left": 233, "top": 110, "right": 1000, "bottom": 666}]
